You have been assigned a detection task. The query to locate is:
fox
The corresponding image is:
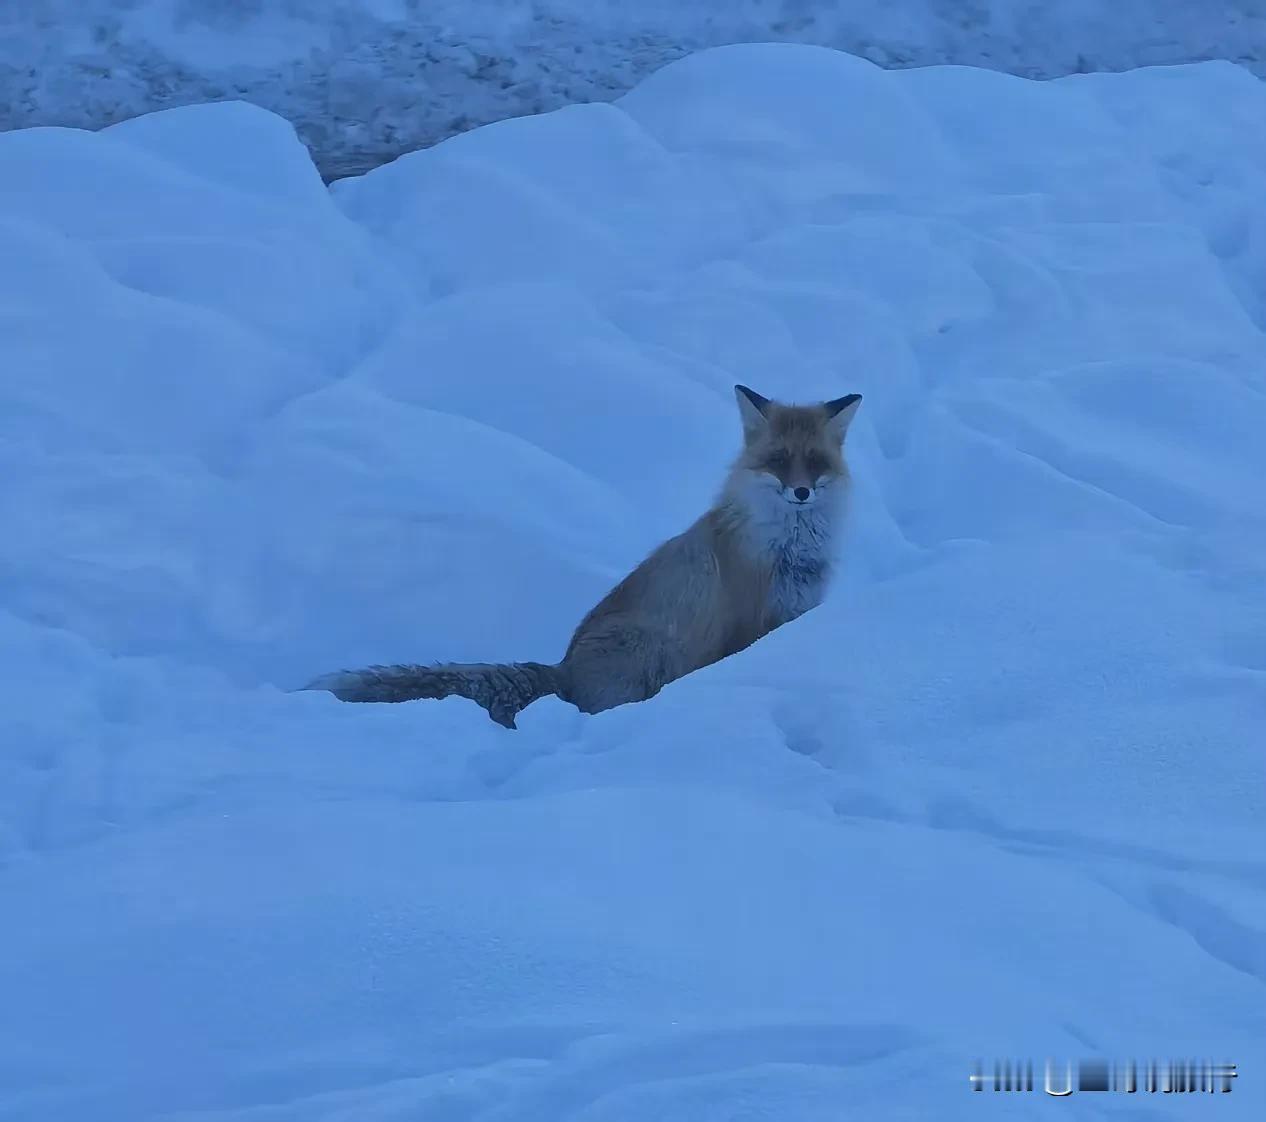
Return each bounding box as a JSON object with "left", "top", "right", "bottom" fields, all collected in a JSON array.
[{"left": 306, "top": 385, "right": 862, "bottom": 727}]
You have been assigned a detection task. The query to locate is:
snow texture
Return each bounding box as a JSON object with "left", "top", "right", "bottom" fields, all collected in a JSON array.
[
  {"left": 2, "top": 1, "right": 1265, "bottom": 177},
  {"left": 3, "top": 41, "right": 1266, "bottom": 1122}
]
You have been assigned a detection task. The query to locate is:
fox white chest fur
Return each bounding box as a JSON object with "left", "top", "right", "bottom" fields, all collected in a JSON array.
[{"left": 727, "top": 482, "right": 841, "bottom": 627}]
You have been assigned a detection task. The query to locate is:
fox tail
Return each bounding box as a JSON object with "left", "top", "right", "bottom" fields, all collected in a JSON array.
[{"left": 305, "top": 661, "right": 560, "bottom": 729}]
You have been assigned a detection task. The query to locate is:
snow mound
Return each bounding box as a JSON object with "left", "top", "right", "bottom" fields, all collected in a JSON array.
[{"left": 2, "top": 45, "right": 1265, "bottom": 1122}]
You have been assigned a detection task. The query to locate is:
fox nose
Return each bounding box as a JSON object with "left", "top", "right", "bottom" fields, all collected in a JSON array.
[{"left": 793, "top": 486, "right": 810, "bottom": 502}]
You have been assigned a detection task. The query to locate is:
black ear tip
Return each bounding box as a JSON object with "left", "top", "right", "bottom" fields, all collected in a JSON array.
[
  {"left": 825, "top": 392, "right": 862, "bottom": 416},
  {"left": 735, "top": 384, "right": 771, "bottom": 411}
]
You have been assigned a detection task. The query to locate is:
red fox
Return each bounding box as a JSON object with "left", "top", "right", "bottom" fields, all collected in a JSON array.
[{"left": 307, "top": 385, "right": 862, "bottom": 727}]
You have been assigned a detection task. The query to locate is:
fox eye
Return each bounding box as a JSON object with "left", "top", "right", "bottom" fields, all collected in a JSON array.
[
  {"left": 766, "top": 451, "right": 790, "bottom": 472},
  {"left": 805, "top": 451, "right": 827, "bottom": 474}
]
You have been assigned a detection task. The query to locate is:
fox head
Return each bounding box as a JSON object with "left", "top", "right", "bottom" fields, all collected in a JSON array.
[{"left": 725, "top": 384, "right": 862, "bottom": 513}]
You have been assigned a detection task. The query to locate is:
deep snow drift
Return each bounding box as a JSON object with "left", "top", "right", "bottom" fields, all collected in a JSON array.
[
  {"left": 3, "top": 1, "right": 1265, "bottom": 177},
  {"left": 2, "top": 43, "right": 1266, "bottom": 1122}
]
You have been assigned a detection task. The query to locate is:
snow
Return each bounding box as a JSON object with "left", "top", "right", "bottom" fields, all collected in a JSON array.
[
  {"left": 3, "top": 42, "right": 1266, "bottom": 1121},
  {"left": 3, "top": 2, "right": 1265, "bottom": 178}
]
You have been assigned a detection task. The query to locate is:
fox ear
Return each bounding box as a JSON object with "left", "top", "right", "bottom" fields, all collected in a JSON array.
[
  {"left": 734, "top": 384, "right": 771, "bottom": 437},
  {"left": 824, "top": 393, "right": 862, "bottom": 441}
]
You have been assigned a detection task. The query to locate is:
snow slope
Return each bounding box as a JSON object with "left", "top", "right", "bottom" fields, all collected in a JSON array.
[
  {"left": 3, "top": 43, "right": 1266, "bottom": 1121},
  {"left": 3, "top": 1, "right": 1265, "bottom": 178}
]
